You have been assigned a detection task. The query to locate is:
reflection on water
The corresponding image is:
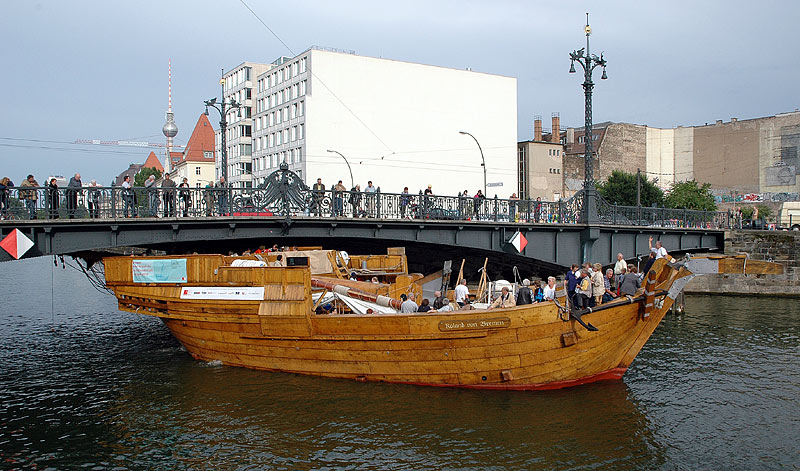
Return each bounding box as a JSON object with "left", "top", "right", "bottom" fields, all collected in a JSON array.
[{"left": 1, "top": 258, "right": 797, "bottom": 470}]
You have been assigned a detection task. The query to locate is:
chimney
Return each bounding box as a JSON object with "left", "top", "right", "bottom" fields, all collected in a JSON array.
[
  {"left": 534, "top": 115, "right": 542, "bottom": 141},
  {"left": 566, "top": 128, "right": 575, "bottom": 145},
  {"left": 551, "top": 113, "right": 560, "bottom": 144}
]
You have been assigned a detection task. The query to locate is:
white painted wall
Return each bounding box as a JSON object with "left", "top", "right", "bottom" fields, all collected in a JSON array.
[
  {"left": 646, "top": 127, "right": 675, "bottom": 189},
  {"left": 173, "top": 160, "right": 216, "bottom": 188},
  {"left": 303, "top": 50, "right": 517, "bottom": 196},
  {"left": 673, "top": 126, "right": 694, "bottom": 184}
]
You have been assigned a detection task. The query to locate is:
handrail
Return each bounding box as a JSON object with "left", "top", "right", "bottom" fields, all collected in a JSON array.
[{"left": 0, "top": 170, "right": 733, "bottom": 229}]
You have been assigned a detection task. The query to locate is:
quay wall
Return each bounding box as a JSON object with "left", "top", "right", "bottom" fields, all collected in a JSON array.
[{"left": 686, "top": 230, "right": 800, "bottom": 296}]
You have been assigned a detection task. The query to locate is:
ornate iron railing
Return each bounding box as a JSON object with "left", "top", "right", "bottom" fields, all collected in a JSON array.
[{"left": 0, "top": 166, "right": 732, "bottom": 229}]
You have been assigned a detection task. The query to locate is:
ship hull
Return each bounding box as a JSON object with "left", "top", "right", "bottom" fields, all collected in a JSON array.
[{"left": 105, "top": 253, "right": 780, "bottom": 390}]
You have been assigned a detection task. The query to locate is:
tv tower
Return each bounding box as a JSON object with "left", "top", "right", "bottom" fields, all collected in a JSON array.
[{"left": 162, "top": 59, "right": 178, "bottom": 174}]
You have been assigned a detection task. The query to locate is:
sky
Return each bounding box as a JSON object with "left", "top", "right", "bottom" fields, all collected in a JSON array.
[{"left": 1, "top": 0, "right": 798, "bottom": 186}]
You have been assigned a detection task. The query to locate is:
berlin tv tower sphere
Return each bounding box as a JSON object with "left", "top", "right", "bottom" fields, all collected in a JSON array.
[{"left": 163, "top": 116, "right": 178, "bottom": 138}]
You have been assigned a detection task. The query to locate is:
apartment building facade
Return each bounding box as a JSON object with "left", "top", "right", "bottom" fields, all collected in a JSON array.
[
  {"left": 245, "top": 47, "right": 517, "bottom": 196},
  {"left": 216, "top": 62, "right": 273, "bottom": 188}
]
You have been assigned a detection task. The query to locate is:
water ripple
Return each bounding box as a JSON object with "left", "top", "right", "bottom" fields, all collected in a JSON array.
[{"left": 1, "top": 260, "right": 797, "bottom": 469}]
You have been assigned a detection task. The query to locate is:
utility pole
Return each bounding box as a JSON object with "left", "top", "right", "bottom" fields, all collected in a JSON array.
[{"left": 637, "top": 168, "right": 641, "bottom": 224}]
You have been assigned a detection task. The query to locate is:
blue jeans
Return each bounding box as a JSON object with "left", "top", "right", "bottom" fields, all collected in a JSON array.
[{"left": 26, "top": 199, "right": 37, "bottom": 219}]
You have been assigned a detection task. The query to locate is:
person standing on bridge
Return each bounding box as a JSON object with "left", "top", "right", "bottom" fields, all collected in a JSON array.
[
  {"left": 20, "top": 174, "right": 39, "bottom": 219},
  {"left": 364, "top": 181, "right": 377, "bottom": 217},
  {"left": 121, "top": 175, "right": 134, "bottom": 218},
  {"left": 215, "top": 176, "right": 229, "bottom": 216},
  {"left": 400, "top": 187, "right": 410, "bottom": 219},
  {"left": 509, "top": 193, "right": 519, "bottom": 222},
  {"left": 66, "top": 173, "right": 82, "bottom": 219},
  {"left": 312, "top": 178, "right": 325, "bottom": 217},
  {"left": 145, "top": 175, "right": 159, "bottom": 217},
  {"left": 0, "top": 177, "right": 11, "bottom": 219},
  {"left": 87, "top": 180, "right": 101, "bottom": 218},
  {"left": 161, "top": 173, "right": 177, "bottom": 218},
  {"left": 46, "top": 178, "right": 60, "bottom": 219},
  {"left": 333, "top": 180, "right": 346, "bottom": 217},
  {"left": 349, "top": 184, "right": 362, "bottom": 218},
  {"left": 473, "top": 190, "right": 485, "bottom": 220},
  {"left": 179, "top": 177, "right": 191, "bottom": 217}
]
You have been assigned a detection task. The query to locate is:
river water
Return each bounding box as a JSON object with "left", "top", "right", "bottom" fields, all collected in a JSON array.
[{"left": 1, "top": 257, "right": 797, "bottom": 470}]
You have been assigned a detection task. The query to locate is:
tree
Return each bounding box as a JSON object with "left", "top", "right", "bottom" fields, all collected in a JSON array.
[
  {"left": 597, "top": 170, "right": 663, "bottom": 207},
  {"left": 664, "top": 180, "right": 717, "bottom": 211},
  {"left": 135, "top": 167, "right": 161, "bottom": 187}
]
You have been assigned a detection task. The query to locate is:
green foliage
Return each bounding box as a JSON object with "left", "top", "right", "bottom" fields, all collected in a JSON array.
[
  {"left": 597, "top": 170, "right": 663, "bottom": 207},
  {"left": 756, "top": 203, "right": 772, "bottom": 220},
  {"left": 664, "top": 180, "right": 717, "bottom": 211},
  {"left": 741, "top": 204, "right": 773, "bottom": 220},
  {"left": 134, "top": 167, "right": 161, "bottom": 187}
]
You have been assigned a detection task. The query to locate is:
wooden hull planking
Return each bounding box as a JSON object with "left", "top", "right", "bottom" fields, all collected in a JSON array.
[{"left": 105, "top": 254, "right": 782, "bottom": 390}]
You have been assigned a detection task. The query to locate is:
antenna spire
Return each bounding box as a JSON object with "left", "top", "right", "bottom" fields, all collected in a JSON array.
[{"left": 168, "top": 59, "right": 173, "bottom": 113}]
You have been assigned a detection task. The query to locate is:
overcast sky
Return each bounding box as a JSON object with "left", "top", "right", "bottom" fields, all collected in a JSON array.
[{"left": 1, "top": 0, "right": 797, "bottom": 185}]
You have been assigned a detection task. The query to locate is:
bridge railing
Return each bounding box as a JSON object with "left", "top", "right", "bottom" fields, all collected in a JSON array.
[
  {"left": 0, "top": 183, "right": 732, "bottom": 229},
  {"left": 596, "top": 193, "right": 732, "bottom": 229}
]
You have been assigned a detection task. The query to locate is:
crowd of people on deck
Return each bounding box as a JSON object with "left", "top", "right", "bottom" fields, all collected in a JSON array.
[{"left": 392, "top": 236, "right": 669, "bottom": 314}]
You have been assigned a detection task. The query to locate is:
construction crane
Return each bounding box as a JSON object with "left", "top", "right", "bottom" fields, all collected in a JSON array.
[{"left": 73, "top": 139, "right": 184, "bottom": 150}]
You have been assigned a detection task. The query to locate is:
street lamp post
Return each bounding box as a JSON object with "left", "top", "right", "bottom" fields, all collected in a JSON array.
[
  {"left": 569, "top": 12, "right": 607, "bottom": 224},
  {"left": 459, "top": 131, "right": 486, "bottom": 196},
  {"left": 204, "top": 69, "right": 241, "bottom": 184},
  {"left": 326, "top": 149, "right": 354, "bottom": 190}
]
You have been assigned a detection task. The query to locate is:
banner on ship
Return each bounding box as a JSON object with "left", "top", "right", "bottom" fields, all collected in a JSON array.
[
  {"left": 132, "top": 259, "right": 188, "bottom": 283},
  {"left": 179, "top": 286, "right": 265, "bottom": 300}
]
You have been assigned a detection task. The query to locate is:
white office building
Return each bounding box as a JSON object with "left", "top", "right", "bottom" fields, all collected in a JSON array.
[
  {"left": 216, "top": 62, "right": 274, "bottom": 188},
  {"left": 246, "top": 47, "right": 517, "bottom": 196}
]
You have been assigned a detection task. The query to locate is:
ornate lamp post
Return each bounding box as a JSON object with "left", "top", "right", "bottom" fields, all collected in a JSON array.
[
  {"left": 569, "top": 13, "right": 607, "bottom": 224},
  {"left": 204, "top": 69, "right": 241, "bottom": 183},
  {"left": 326, "top": 149, "right": 354, "bottom": 189},
  {"left": 458, "top": 131, "right": 487, "bottom": 196}
]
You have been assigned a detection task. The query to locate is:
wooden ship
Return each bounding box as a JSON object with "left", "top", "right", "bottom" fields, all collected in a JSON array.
[{"left": 103, "top": 248, "right": 782, "bottom": 390}]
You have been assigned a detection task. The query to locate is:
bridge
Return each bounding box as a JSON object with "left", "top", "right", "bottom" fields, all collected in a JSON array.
[{"left": 1, "top": 165, "right": 728, "bottom": 277}]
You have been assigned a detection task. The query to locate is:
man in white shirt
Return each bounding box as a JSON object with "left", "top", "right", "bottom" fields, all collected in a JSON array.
[
  {"left": 649, "top": 236, "right": 668, "bottom": 260},
  {"left": 454, "top": 279, "right": 469, "bottom": 307},
  {"left": 364, "top": 181, "right": 377, "bottom": 217},
  {"left": 543, "top": 276, "right": 557, "bottom": 301},
  {"left": 614, "top": 253, "right": 626, "bottom": 279}
]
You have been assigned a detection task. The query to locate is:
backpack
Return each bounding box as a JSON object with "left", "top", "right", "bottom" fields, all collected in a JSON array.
[{"left": 579, "top": 277, "right": 590, "bottom": 293}]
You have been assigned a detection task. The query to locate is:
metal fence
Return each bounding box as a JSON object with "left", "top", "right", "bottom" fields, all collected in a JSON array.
[{"left": 0, "top": 168, "right": 732, "bottom": 229}]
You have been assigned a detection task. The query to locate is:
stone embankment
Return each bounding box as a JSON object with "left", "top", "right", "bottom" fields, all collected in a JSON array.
[{"left": 686, "top": 230, "right": 800, "bottom": 296}]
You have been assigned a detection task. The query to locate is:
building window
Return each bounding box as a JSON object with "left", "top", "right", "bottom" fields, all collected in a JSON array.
[
  {"left": 299, "top": 124, "right": 304, "bottom": 139},
  {"left": 291, "top": 103, "right": 297, "bottom": 119},
  {"left": 517, "top": 146, "right": 527, "bottom": 200},
  {"left": 195, "top": 167, "right": 201, "bottom": 175},
  {"left": 300, "top": 80, "right": 306, "bottom": 96},
  {"left": 291, "top": 126, "right": 296, "bottom": 141}
]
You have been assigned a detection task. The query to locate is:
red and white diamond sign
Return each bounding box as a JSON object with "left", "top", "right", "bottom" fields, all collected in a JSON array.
[
  {"left": 510, "top": 231, "right": 527, "bottom": 253},
  {"left": 0, "top": 229, "right": 35, "bottom": 260}
]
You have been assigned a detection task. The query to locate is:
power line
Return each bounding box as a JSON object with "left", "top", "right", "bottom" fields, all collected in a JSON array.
[
  {"left": 0, "top": 142, "right": 146, "bottom": 156},
  {"left": 237, "top": 0, "right": 394, "bottom": 154}
]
